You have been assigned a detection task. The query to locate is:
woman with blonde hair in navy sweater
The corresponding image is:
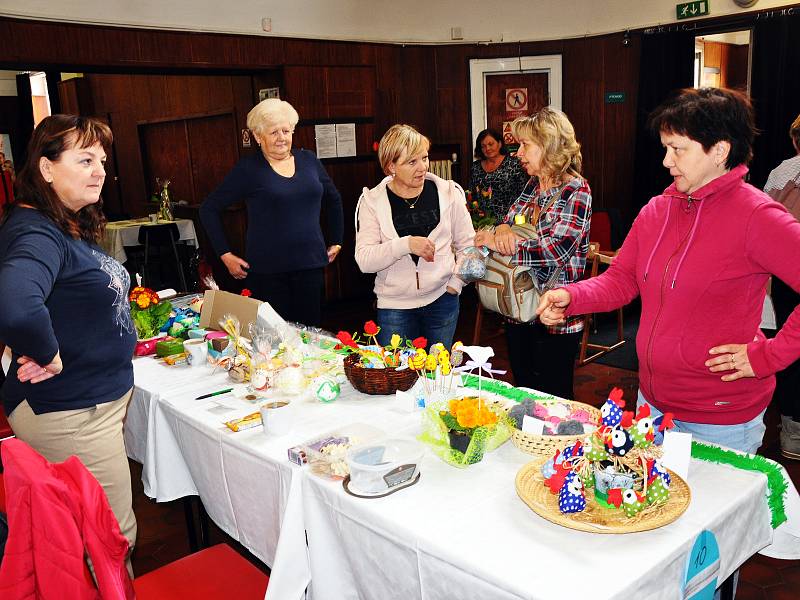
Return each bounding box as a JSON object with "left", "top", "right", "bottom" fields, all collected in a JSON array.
[{"left": 201, "top": 98, "right": 343, "bottom": 326}]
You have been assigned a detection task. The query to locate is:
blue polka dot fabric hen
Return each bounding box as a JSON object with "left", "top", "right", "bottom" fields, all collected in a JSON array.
[{"left": 558, "top": 472, "right": 586, "bottom": 514}]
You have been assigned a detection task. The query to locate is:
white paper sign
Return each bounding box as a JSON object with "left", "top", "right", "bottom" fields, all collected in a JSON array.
[
  {"left": 314, "top": 124, "right": 337, "bottom": 159},
  {"left": 661, "top": 430, "right": 693, "bottom": 480},
  {"left": 335, "top": 123, "right": 356, "bottom": 157},
  {"left": 522, "top": 415, "right": 546, "bottom": 435}
]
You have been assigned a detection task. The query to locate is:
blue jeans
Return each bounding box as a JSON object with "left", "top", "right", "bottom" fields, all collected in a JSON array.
[
  {"left": 376, "top": 291, "right": 460, "bottom": 348},
  {"left": 636, "top": 390, "right": 766, "bottom": 454}
]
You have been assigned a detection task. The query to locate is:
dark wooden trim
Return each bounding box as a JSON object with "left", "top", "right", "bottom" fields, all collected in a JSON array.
[
  {"left": 136, "top": 108, "right": 235, "bottom": 126},
  {"left": 298, "top": 116, "right": 374, "bottom": 126},
  {"left": 317, "top": 154, "right": 377, "bottom": 165}
]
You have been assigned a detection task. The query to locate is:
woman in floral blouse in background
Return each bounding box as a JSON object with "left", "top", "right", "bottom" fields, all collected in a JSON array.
[{"left": 469, "top": 128, "right": 529, "bottom": 225}]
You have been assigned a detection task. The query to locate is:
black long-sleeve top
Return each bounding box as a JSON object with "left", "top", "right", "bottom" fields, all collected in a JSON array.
[
  {"left": 200, "top": 149, "right": 344, "bottom": 275},
  {"left": 0, "top": 207, "right": 136, "bottom": 415}
]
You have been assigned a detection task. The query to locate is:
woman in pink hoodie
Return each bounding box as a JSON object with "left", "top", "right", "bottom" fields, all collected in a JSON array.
[
  {"left": 355, "top": 124, "right": 475, "bottom": 348},
  {"left": 537, "top": 88, "right": 800, "bottom": 454}
]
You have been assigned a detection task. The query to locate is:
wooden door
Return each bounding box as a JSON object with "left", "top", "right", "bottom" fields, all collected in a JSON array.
[{"left": 485, "top": 73, "right": 549, "bottom": 144}]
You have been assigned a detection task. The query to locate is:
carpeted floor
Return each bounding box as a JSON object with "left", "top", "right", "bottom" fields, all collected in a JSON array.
[{"left": 583, "top": 307, "right": 640, "bottom": 371}]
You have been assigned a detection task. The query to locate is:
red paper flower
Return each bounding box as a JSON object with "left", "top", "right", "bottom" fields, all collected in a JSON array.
[
  {"left": 363, "top": 320, "right": 380, "bottom": 336},
  {"left": 336, "top": 331, "right": 358, "bottom": 349},
  {"left": 241, "top": 288, "right": 252, "bottom": 297},
  {"left": 412, "top": 336, "right": 428, "bottom": 349}
]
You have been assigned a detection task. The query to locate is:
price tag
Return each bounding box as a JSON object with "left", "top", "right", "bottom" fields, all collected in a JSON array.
[
  {"left": 683, "top": 530, "right": 720, "bottom": 600},
  {"left": 522, "top": 415, "right": 546, "bottom": 435}
]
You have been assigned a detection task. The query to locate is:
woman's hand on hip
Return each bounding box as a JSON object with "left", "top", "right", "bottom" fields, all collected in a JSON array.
[
  {"left": 409, "top": 237, "right": 435, "bottom": 262},
  {"left": 706, "top": 344, "right": 754, "bottom": 381},
  {"left": 536, "top": 289, "right": 571, "bottom": 325},
  {"left": 493, "top": 224, "right": 520, "bottom": 256},
  {"left": 221, "top": 252, "right": 250, "bottom": 280},
  {"left": 17, "top": 352, "right": 63, "bottom": 384}
]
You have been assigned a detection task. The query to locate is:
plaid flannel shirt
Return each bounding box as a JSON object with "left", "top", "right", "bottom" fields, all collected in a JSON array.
[{"left": 502, "top": 176, "right": 592, "bottom": 333}]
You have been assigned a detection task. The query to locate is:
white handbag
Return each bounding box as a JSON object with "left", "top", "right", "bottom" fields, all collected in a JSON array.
[{"left": 476, "top": 192, "right": 563, "bottom": 323}]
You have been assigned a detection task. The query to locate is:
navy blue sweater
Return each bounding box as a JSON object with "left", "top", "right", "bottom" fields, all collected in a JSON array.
[
  {"left": 200, "top": 149, "right": 344, "bottom": 274},
  {"left": 0, "top": 208, "right": 136, "bottom": 416}
]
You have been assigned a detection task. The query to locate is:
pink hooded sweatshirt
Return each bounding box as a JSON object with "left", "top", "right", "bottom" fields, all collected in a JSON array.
[
  {"left": 355, "top": 172, "right": 475, "bottom": 309},
  {"left": 564, "top": 165, "right": 800, "bottom": 424}
]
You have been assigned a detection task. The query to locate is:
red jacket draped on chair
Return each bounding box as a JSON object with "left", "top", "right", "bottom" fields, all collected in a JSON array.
[{"left": 0, "top": 438, "right": 134, "bottom": 599}]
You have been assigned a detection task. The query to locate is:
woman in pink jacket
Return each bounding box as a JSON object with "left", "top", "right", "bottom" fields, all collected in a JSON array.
[
  {"left": 537, "top": 87, "right": 800, "bottom": 454},
  {"left": 355, "top": 124, "right": 474, "bottom": 347}
]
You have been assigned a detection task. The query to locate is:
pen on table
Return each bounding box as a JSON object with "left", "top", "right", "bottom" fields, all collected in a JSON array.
[{"left": 194, "top": 388, "right": 233, "bottom": 400}]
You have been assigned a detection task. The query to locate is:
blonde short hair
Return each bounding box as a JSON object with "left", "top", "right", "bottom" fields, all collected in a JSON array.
[
  {"left": 377, "top": 124, "right": 430, "bottom": 175},
  {"left": 247, "top": 99, "right": 300, "bottom": 136},
  {"left": 512, "top": 108, "right": 582, "bottom": 180}
]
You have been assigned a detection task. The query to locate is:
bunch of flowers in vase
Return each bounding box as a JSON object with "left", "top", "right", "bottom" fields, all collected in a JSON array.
[
  {"left": 439, "top": 396, "right": 499, "bottom": 455},
  {"left": 129, "top": 286, "right": 172, "bottom": 354},
  {"left": 465, "top": 186, "right": 496, "bottom": 229}
]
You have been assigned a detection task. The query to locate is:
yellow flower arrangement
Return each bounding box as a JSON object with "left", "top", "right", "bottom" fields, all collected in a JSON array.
[
  {"left": 441, "top": 396, "right": 498, "bottom": 435},
  {"left": 129, "top": 286, "right": 171, "bottom": 339}
]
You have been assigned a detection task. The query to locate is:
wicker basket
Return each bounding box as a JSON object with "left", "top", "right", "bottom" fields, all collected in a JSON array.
[
  {"left": 343, "top": 353, "right": 417, "bottom": 395},
  {"left": 508, "top": 399, "right": 601, "bottom": 457}
]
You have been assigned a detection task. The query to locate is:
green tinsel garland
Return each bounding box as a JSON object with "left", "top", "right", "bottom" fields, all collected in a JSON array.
[
  {"left": 460, "top": 375, "right": 790, "bottom": 529},
  {"left": 460, "top": 374, "right": 553, "bottom": 402},
  {"left": 690, "top": 441, "right": 788, "bottom": 529}
]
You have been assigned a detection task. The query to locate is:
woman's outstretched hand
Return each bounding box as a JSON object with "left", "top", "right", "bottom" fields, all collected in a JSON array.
[{"left": 536, "top": 289, "right": 571, "bottom": 325}]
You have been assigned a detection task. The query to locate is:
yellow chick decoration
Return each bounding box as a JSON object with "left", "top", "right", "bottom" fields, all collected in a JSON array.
[
  {"left": 424, "top": 354, "right": 437, "bottom": 373},
  {"left": 409, "top": 353, "right": 426, "bottom": 371}
]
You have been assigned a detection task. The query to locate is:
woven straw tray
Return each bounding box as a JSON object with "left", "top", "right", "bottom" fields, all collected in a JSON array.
[
  {"left": 508, "top": 399, "right": 601, "bottom": 457},
  {"left": 515, "top": 459, "right": 691, "bottom": 534}
]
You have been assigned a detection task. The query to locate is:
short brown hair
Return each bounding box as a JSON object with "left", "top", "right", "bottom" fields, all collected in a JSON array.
[
  {"left": 790, "top": 113, "right": 800, "bottom": 151},
  {"left": 511, "top": 109, "right": 582, "bottom": 180},
  {"left": 11, "top": 114, "right": 111, "bottom": 242},
  {"left": 648, "top": 87, "right": 756, "bottom": 169},
  {"left": 377, "top": 124, "right": 430, "bottom": 176}
]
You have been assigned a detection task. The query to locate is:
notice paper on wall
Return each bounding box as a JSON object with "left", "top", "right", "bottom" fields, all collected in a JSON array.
[
  {"left": 315, "top": 124, "right": 337, "bottom": 159},
  {"left": 315, "top": 123, "right": 357, "bottom": 158},
  {"left": 335, "top": 123, "right": 356, "bottom": 157}
]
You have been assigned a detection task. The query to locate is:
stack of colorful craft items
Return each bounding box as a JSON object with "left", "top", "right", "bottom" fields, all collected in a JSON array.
[
  {"left": 540, "top": 387, "right": 675, "bottom": 517},
  {"left": 165, "top": 306, "right": 201, "bottom": 339}
]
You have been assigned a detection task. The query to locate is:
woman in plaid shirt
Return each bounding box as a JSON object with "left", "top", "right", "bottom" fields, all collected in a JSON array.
[{"left": 475, "top": 109, "right": 592, "bottom": 398}]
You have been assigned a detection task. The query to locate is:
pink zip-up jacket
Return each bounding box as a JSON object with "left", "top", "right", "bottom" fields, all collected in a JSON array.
[
  {"left": 564, "top": 165, "right": 800, "bottom": 424},
  {"left": 355, "top": 172, "right": 475, "bottom": 309}
]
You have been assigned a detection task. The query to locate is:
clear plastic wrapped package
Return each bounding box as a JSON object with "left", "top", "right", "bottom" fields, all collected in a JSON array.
[{"left": 455, "top": 246, "right": 489, "bottom": 283}]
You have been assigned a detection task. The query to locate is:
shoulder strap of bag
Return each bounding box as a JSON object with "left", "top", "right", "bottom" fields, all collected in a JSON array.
[
  {"left": 536, "top": 180, "right": 582, "bottom": 291},
  {"left": 531, "top": 186, "right": 562, "bottom": 225}
]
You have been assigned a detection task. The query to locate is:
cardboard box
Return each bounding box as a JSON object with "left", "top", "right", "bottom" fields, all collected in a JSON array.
[{"left": 199, "top": 290, "right": 263, "bottom": 333}]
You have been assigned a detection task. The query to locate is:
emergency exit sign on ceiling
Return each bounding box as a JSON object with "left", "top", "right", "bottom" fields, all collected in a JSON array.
[{"left": 677, "top": 1, "right": 709, "bottom": 20}]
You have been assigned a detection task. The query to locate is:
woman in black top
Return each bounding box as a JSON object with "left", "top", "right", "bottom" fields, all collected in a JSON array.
[
  {"left": 201, "top": 98, "right": 344, "bottom": 327},
  {"left": 469, "top": 128, "right": 529, "bottom": 224},
  {"left": 0, "top": 115, "right": 138, "bottom": 560}
]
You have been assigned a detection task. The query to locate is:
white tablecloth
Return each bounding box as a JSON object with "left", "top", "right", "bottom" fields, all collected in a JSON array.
[
  {"left": 102, "top": 218, "right": 198, "bottom": 264},
  {"left": 125, "top": 357, "right": 800, "bottom": 600}
]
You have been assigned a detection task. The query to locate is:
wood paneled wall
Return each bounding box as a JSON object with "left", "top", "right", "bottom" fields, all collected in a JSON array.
[{"left": 0, "top": 16, "right": 641, "bottom": 299}]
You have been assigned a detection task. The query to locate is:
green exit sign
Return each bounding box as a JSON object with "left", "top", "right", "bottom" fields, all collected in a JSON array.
[
  {"left": 677, "top": 1, "right": 709, "bottom": 20},
  {"left": 605, "top": 92, "right": 626, "bottom": 104}
]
